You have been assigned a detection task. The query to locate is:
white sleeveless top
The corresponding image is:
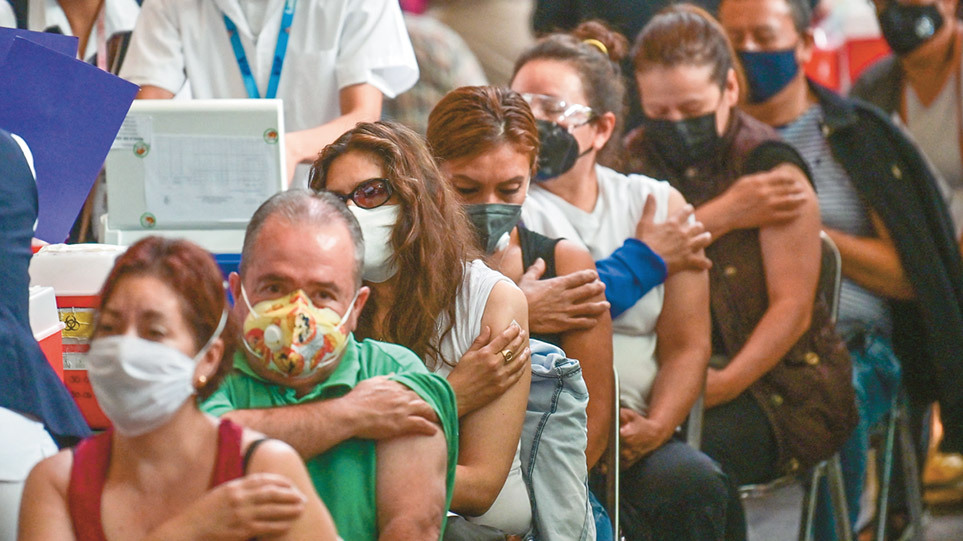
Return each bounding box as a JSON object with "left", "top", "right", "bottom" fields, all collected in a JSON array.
[
  {"left": 432, "top": 260, "right": 531, "bottom": 535},
  {"left": 522, "top": 165, "right": 673, "bottom": 414}
]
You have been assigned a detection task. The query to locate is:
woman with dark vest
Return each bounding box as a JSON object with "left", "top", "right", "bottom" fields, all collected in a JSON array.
[{"left": 625, "top": 4, "right": 857, "bottom": 537}]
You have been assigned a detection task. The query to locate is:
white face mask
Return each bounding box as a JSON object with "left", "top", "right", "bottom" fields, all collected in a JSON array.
[
  {"left": 349, "top": 204, "right": 400, "bottom": 283},
  {"left": 86, "top": 311, "right": 227, "bottom": 437}
]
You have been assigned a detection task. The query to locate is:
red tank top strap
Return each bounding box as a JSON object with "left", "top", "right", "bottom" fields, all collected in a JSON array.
[
  {"left": 210, "top": 418, "right": 246, "bottom": 487},
  {"left": 66, "top": 421, "right": 244, "bottom": 541},
  {"left": 68, "top": 432, "right": 113, "bottom": 541}
]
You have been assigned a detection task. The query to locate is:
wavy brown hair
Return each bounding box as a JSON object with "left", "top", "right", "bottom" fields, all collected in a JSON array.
[
  {"left": 426, "top": 85, "right": 541, "bottom": 175},
  {"left": 309, "top": 121, "right": 480, "bottom": 369}
]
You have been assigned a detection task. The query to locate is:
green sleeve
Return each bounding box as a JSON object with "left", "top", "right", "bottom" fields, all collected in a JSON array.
[
  {"left": 390, "top": 371, "right": 459, "bottom": 456},
  {"left": 200, "top": 374, "right": 238, "bottom": 417}
]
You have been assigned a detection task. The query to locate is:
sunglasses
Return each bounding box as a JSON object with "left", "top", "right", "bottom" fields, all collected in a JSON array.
[{"left": 331, "top": 178, "right": 394, "bottom": 209}]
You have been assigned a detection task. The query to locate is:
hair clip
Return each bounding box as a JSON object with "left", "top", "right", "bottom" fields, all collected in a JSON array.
[{"left": 583, "top": 38, "right": 608, "bottom": 56}]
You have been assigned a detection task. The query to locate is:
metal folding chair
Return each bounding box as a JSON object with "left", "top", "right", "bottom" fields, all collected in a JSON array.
[
  {"left": 687, "top": 232, "right": 852, "bottom": 540},
  {"left": 743, "top": 232, "right": 851, "bottom": 540},
  {"left": 872, "top": 389, "right": 924, "bottom": 541}
]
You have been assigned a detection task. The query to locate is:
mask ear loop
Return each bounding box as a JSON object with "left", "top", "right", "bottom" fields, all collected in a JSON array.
[
  {"left": 240, "top": 284, "right": 259, "bottom": 317},
  {"left": 338, "top": 290, "right": 362, "bottom": 328},
  {"left": 194, "top": 309, "right": 229, "bottom": 362},
  {"left": 238, "top": 284, "right": 271, "bottom": 359}
]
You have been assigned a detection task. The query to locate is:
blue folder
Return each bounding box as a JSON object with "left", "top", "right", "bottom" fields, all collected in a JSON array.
[
  {"left": 0, "top": 34, "right": 138, "bottom": 242},
  {"left": 0, "top": 25, "right": 78, "bottom": 59}
]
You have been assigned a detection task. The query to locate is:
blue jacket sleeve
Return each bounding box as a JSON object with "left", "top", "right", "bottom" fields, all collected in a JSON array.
[{"left": 596, "top": 238, "right": 667, "bottom": 319}]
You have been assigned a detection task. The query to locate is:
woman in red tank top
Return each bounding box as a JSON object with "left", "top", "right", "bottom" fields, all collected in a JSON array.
[{"left": 17, "top": 237, "right": 337, "bottom": 541}]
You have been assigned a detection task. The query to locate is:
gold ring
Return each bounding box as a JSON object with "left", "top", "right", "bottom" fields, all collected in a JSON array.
[{"left": 501, "top": 349, "right": 514, "bottom": 363}]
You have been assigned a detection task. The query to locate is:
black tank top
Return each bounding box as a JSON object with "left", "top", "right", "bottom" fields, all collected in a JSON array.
[{"left": 517, "top": 226, "right": 562, "bottom": 346}]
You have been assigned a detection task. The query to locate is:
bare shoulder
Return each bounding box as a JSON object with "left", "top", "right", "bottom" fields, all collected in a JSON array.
[
  {"left": 25, "top": 449, "right": 73, "bottom": 495},
  {"left": 240, "top": 430, "right": 303, "bottom": 473},
  {"left": 665, "top": 186, "right": 689, "bottom": 213},
  {"left": 553, "top": 239, "right": 597, "bottom": 275},
  {"left": 484, "top": 279, "right": 528, "bottom": 327},
  {"left": 18, "top": 449, "right": 76, "bottom": 540}
]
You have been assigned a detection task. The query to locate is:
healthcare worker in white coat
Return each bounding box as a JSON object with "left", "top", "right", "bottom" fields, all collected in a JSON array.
[{"left": 120, "top": 0, "right": 419, "bottom": 187}]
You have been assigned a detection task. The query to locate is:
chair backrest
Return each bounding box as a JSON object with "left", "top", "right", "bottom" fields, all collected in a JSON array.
[
  {"left": 818, "top": 231, "right": 843, "bottom": 325},
  {"left": 686, "top": 393, "right": 704, "bottom": 450},
  {"left": 605, "top": 367, "right": 620, "bottom": 534}
]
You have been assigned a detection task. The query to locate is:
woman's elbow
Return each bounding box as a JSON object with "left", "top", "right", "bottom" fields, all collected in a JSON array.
[
  {"left": 888, "top": 277, "right": 915, "bottom": 301},
  {"left": 797, "top": 303, "right": 815, "bottom": 336},
  {"left": 462, "top": 483, "right": 503, "bottom": 517},
  {"left": 453, "top": 471, "right": 506, "bottom": 517},
  {"left": 782, "top": 299, "right": 814, "bottom": 341},
  {"left": 381, "top": 506, "right": 443, "bottom": 540}
]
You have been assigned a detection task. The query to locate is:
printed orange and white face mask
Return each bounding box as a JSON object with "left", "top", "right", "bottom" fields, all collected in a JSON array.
[{"left": 240, "top": 287, "right": 356, "bottom": 379}]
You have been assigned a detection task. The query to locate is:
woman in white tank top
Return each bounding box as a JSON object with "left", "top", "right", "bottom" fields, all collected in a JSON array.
[{"left": 310, "top": 121, "right": 533, "bottom": 535}]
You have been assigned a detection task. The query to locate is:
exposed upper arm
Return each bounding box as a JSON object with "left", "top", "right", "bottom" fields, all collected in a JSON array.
[
  {"left": 757, "top": 176, "right": 821, "bottom": 312},
  {"left": 338, "top": 83, "right": 382, "bottom": 119},
  {"left": 376, "top": 430, "right": 449, "bottom": 539},
  {"left": 18, "top": 451, "right": 76, "bottom": 541},
  {"left": 137, "top": 85, "right": 175, "bottom": 99},
  {"left": 553, "top": 240, "right": 607, "bottom": 309},
  {"left": 473, "top": 279, "right": 530, "bottom": 423},
  {"left": 553, "top": 239, "right": 613, "bottom": 468},
  {"left": 646, "top": 188, "right": 711, "bottom": 429},
  {"left": 455, "top": 280, "right": 530, "bottom": 511},
  {"left": 655, "top": 188, "right": 711, "bottom": 366},
  {"left": 243, "top": 435, "right": 338, "bottom": 541}
]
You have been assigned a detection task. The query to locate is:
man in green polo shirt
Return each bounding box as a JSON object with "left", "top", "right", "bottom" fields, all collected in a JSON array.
[{"left": 202, "top": 190, "right": 458, "bottom": 541}]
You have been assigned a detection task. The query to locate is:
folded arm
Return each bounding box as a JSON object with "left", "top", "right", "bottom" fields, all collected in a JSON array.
[
  {"left": 824, "top": 210, "right": 914, "bottom": 300},
  {"left": 284, "top": 83, "right": 382, "bottom": 179},
  {"left": 696, "top": 164, "right": 811, "bottom": 239},
  {"left": 218, "top": 376, "right": 439, "bottom": 459},
  {"left": 595, "top": 238, "right": 667, "bottom": 318},
  {"left": 243, "top": 438, "right": 338, "bottom": 540}
]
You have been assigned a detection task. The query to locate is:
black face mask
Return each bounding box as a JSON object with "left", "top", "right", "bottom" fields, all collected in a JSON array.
[
  {"left": 534, "top": 119, "right": 581, "bottom": 182},
  {"left": 878, "top": 0, "right": 944, "bottom": 56},
  {"left": 641, "top": 111, "right": 721, "bottom": 173},
  {"left": 464, "top": 203, "right": 523, "bottom": 254}
]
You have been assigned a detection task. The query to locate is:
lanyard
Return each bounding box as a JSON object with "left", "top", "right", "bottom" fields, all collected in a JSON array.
[{"left": 223, "top": 0, "right": 297, "bottom": 99}]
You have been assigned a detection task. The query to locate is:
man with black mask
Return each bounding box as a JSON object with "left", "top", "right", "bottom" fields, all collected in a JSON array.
[
  {"left": 718, "top": 0, "right": 963, "bottom": 538},
  {"left": 852, "top": 0, "right": 963, "bottom": 252}
]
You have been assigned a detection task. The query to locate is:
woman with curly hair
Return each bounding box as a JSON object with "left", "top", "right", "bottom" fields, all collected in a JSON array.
[{"left": 310, "top": 121, "right": 533, "bottom": 536}]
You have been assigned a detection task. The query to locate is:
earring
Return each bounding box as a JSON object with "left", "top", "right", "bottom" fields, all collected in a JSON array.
[{"left": 197, "top": 374, "right": 208, "bottom": 387}]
